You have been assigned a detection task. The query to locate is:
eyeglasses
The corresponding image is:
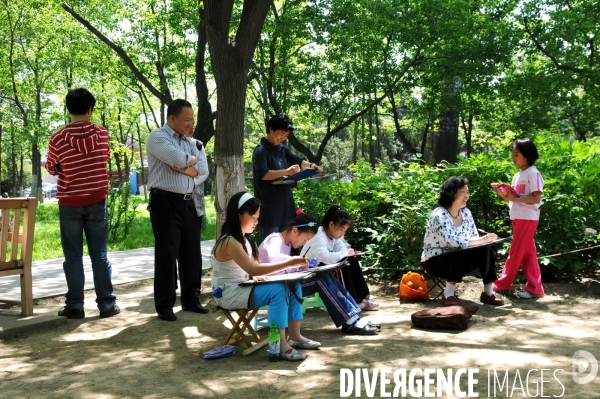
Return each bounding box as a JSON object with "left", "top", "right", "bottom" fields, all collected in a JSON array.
[{"left": 294, "top": 222, "right": 317, "bottom": 228}]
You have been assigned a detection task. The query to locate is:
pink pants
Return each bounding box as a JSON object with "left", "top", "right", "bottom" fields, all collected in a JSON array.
[{"left": 493, "top": 219, "right": 544, "bottom": 295}]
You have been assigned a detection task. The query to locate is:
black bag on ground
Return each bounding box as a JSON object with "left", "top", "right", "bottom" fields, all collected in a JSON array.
[{"left": 411, "top": 305, "right": 478, "bottom": 330}]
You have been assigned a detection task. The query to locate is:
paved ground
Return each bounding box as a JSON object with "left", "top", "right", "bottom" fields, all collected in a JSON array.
[
  {"left": 0, "top": 240, "right": 215, "bottom": 339},
  {"left": 0, "top": 240, "right": 215, "bottom": 303}
]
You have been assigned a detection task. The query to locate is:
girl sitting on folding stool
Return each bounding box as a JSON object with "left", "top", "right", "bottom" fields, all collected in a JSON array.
[
  {"left": 259, "top": 211, "right": 380, "bottom": 337},
  {"left": 211, "top": 192, "right": 315, "bottom": 361}
]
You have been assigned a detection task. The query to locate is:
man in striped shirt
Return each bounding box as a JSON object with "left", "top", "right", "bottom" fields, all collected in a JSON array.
[
  {"left": 146, "top": 99, "right": 207, "bottom": 321},
  {"left": 46, "top": 88, "right": 119, "bottom": 320}
]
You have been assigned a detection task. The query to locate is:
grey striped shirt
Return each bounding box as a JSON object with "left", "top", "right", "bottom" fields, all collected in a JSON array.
[{"left": 146, "top": 124, "right": 202, "bottom": 194}]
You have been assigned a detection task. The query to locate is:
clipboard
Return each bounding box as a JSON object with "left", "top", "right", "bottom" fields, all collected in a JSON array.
[
  {"left": 271, "top": 168, "right": 316, "bottom": 185},
  {"left": 308, "top": 261, "right": 348, "bottom": 273},
  {"left": 238, "top": 271, "right": 316, "bottom": 286},
  {"left": 338, "top": 251, "right": 371, "bottom": 263}
]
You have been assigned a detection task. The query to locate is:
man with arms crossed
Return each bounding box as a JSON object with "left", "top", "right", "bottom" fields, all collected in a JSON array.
[{"left": 146, "top": 99, "right": 207, "bottom": 321}]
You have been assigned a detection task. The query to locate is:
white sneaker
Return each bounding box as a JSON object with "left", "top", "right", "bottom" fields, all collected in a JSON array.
[
  {"left": 517, "top": 290, "right": 543, "bottom": 299},
  {"left": 361, "top": 297, "right": 379, "bottom": 310}
]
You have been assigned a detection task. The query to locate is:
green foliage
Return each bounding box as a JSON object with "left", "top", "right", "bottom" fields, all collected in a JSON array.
[
  {"left": 106, "top": 181, "right": 138, "bottom": 242},
  {"left": 296, "top": 133, "right": 600, "bottom": 279},
  {"left": 32, "top": 195, "right": 218, "bottom": 261}
]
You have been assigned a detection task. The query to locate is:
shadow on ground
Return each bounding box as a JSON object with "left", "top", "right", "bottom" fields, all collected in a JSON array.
[{"left": 1, "top": 278, "right": 599, "bottom": 398}]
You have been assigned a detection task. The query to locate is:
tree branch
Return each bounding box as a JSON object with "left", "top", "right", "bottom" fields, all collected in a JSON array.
[
  {"left": 389, "top": 90, "right": 417, "bottom": 154},
  {"left": 62, "top": 3, "right": 172, "bottom": 104},
  {"left": 522, "top": 16, "right": 587, "bottom": 75},
  {"left": 314, "top": 51, "right": 426, "bottom": 161}
]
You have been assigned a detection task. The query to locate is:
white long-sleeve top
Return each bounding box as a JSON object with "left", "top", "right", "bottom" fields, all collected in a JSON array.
[{"left": 301, "top": 226, "right": 349, "bottom": 264}]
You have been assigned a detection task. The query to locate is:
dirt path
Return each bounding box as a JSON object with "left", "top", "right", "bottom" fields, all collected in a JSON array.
[{"left": 1, "top": 278, "right": 599, "bottom": 398}]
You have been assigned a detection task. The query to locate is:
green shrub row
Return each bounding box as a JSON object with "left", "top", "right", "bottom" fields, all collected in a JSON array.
[{"left": 295, "top": 134, "right": 600, "bottom": 279}]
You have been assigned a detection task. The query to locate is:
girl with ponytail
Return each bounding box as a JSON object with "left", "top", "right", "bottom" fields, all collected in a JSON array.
[{"left": 302, "top": 205, "right": 379, "bottom": 311}]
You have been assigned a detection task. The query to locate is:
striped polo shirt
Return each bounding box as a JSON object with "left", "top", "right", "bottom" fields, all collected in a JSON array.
[{"left": 146, "top": 124, "right": 202, "bottom": 194}]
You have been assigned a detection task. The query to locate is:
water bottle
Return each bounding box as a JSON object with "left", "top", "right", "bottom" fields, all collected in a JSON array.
[{"left": 268, "top": 322, "right": 280, "bottom": 362}]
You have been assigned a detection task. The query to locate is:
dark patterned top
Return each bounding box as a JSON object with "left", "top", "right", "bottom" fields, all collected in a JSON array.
[{"left": 421, "top": 207, "right": 479, "bottom": 261}]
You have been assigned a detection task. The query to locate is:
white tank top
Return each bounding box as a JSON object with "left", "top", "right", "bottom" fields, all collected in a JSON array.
[{"left": 211, "top": 237, "right": 253, "bottom": 309}]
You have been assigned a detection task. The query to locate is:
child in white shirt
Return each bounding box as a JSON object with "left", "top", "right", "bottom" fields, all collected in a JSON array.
[{"left": 302, "top": 205, "right": 379, "bottom": 310}]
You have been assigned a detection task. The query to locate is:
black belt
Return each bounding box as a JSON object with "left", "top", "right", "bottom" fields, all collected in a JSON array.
[{"left": 151, "top": 188, "right": 192, "bottom": 200}]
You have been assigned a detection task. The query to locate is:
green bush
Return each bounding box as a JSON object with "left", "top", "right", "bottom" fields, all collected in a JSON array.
[{"left": 295, "top": 133, "right": 600, "bottom": 279}]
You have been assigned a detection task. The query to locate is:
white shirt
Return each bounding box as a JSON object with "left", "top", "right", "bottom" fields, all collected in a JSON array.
[
  {"left": 509, "top": 166, "right": 544, "bottom": 221},
  {"left": 301, "top": 226, "right": 349, "bottom": 264},
  {"left": 421, "top": 207, "right": 479, "bottom": 261}
]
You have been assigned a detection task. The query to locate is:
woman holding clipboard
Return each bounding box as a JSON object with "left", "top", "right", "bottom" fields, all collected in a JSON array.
[{"left": 252, "top": 113, "right": 322, "bottom": 239}]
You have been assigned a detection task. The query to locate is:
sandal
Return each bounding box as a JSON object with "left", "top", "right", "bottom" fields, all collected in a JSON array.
[
  {"left": 288, "top": 338, "right": 321, "bottom": 350},
  {"left": 280, "top": 348, "right": 307, "bottom": 361}
]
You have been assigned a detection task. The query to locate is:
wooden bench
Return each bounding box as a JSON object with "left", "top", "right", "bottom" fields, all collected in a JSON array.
[
  {"left": 211, "top": 306, "right": 268, "bottom": 356},
  {"left": 0, "top": 198, "right": 37, "bottom": 316}
]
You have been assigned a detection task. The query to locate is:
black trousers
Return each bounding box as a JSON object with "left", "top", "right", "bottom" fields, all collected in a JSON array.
[
  {"left": 150, "top": 191, "right": 201, "bottom": 313},
  {"left": 335, "top": 257, "right": 370, "bottom": 303},
  {"left": 422, "top": 246, "right": 498, "bottom": 285}
]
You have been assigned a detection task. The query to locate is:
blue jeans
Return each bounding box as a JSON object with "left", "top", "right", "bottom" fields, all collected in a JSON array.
[
  {"left": 59, "top": 200, "right": 116, "bottom": 311},
  {"left": 251, "top": 282, "right": 303, "bottom": 329}
]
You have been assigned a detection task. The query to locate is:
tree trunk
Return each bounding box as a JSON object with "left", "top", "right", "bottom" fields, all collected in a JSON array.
[
  {"left": 434, "top": 76, "right": 461, "bottom": 164},
  {"left": 461, "top": 112, "right": 474, "bottom": 157},
  {"left": 11, "top": 124, "right": 17, "bottom": 196},
  {"left": 205, "top": 0, "right": 271, "bottom": 236},
  {"left": 136, "top": 123, "right": 148, "bottom": 202},
  {"left": 19, "top": 155, "right": 24, "bottom": 197},
  {"left": 194, "top": 5, "right": 216, "bottom": 144},
  {"left": 352, "top": 123, "right": 358, "bottom": 164}
]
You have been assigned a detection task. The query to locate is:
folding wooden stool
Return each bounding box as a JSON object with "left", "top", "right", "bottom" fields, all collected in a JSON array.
[
  {"left": 211, "top": 306, "right": 268, "bottom": 356},
  {"left": 423, "top": 270, "right": 445, "bottom": 301}
]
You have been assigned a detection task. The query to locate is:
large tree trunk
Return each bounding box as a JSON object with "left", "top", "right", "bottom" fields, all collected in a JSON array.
[
  {"left": 204, "top": 0, "right": 271, "bottom": 236},
  {"left": 434, "top": 76, "right": 461, "bottom": 164},
  {"left": 194, "top": 5, "right": 216, "bottom": 144}
]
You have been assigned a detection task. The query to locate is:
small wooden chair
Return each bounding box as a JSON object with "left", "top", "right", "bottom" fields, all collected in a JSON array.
[{"left": 211, "top": 306, "right": 268, "bottom": 356}]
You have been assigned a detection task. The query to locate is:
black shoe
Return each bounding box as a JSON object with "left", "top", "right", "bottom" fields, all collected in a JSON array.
[
  {"left": 158, "top": 311, "right": 177, "bottom": 321},
  {"left": 100, "top": 304, "right": 120, "bottom": 318},
  {"left": 57, "top": 306, "right": 85, "bottom": 319},
  {"left": 181, "top": 303, "right": 209, "bottom": 314},
  {"left": 365, "top": 321, "right": 381, "bottom": 331},
  {"left": 341, "top": 321, "right": 378, "bottom": 335}
]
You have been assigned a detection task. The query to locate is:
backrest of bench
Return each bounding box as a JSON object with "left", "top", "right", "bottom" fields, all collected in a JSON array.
[
  {"left": 0, "top": 198, "right": 37, "bottom": 271},
  {"left": 0, "top": 198, "right": 37, "bottom": 316}
]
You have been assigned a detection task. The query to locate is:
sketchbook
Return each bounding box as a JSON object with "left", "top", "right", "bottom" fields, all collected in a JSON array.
[{"left": 238, "top": 271, "right": 316, "bottom": 286}]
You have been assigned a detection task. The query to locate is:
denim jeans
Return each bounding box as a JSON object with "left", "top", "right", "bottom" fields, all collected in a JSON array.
[{"left": 59, "top": 200, "right": 116, "bottom": 311}]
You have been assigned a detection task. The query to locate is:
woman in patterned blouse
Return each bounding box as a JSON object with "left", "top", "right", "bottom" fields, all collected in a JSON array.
[{"left": 421, "top": 177, "right": 505, "bottom": 307}]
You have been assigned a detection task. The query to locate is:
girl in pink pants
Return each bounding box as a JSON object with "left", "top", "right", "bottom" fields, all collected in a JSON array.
[{"left": 492, "top": 138, "right": 545, "bottom": 298}]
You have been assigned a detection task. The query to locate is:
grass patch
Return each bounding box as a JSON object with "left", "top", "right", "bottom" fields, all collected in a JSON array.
[
  {"left": 556, "top": 297, "right": 581, "bottom": 306},
  {"left": 32, "top": 194, "right": 217, "bottom": 261}
]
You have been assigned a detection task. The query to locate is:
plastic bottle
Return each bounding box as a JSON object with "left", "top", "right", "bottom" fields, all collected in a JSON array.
[{"left": 268, "top": 322, "right": 280, "bottom": 362}]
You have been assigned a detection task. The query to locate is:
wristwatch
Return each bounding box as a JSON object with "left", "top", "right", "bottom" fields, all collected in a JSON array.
[{"left": 181, "top": 165, "right": 188, "bottom": 172}]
